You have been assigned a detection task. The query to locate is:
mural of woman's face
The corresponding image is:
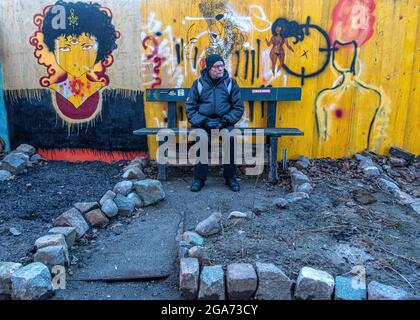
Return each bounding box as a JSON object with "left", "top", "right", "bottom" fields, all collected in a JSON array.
[
  {"left": 275, "top": 26, "right": 282, "bottom": 34},
  {"left": 55, "top": 33, "right": 98, "bottom": 78}
]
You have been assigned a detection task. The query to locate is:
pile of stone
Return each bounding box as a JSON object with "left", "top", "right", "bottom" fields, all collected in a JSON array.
[
  {"left": 356, "top": 147, "right": 416, "bottom": 177},
  {"left": 0, "top": 262, "right": 54, "bottom": 300},
  {"left": 356, "top": 153, "right": 382, "bottom": 177},
  {"left": 388, "top": 147, "right": 416, "bottom": 168},
  {"left": 289, "top": 165, "right": 313, "bottom": 194},
  {"left": 250, "top": 159, "right": 313, "bottom": 215},
  {"left": 179, "top": 262, "right": 412, "bottom": 300},
  {"left": 0, "top": 144, "right": 45, "bottom": 181},
  {"left": 121, "top": 157, "right": 148, "bottom": 180},
  {"left": 378, "top": 177, "right": 420, "bottom": 215},
  {"left": 355, "top": 152, "right": 420, "bottom": 214},
  {"left": 251, "top": 156, "right": 312, "bottom": 209},
  {"left": 294, "top": 156, "right": 311, "bottom": 170},
  {"left": 178, "top": 211, "right": 224, "bottom": 264}
]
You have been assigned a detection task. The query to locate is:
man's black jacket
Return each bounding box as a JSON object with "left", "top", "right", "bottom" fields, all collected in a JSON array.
[{"left": 185, "top": 69, "right": 244, "bottom": 127}]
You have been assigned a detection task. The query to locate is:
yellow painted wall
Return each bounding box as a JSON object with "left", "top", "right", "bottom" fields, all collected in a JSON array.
[{"left": 140, "top": 0, "right": 419, "bottom": 160}]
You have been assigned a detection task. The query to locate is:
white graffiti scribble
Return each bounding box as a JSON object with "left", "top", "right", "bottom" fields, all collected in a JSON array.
[
  {"left": 141, "top": 12, "right": 184, "bottom": 89},
  {"left": 262, "top": 48, "right": 284, "bottom": 84},
  {"left": 248, "top": 5, "right": 272, "bottom": 32}
]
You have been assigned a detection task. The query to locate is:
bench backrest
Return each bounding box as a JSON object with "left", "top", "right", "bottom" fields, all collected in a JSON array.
[
  {"left": 146, "top": 87, "right": 301, "bottom": 102},
  {"left": 145, "top": 87, "right": 302, "bottom": 128}
]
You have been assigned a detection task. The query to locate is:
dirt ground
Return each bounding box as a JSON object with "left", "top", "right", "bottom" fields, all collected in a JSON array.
[
  {"left": 0, "top": 161, "right": 122, "bottom": 263},
  {"left": 0, "top": 155, "right": 419, "bottom": 299},
  {"left": 191, "top": 159, "right": 420, "bottom": 296}
]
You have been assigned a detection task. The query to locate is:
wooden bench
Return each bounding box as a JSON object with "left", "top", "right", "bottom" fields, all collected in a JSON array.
[{"left": 133, "top": 87, "right": 304, "bottom": 183}]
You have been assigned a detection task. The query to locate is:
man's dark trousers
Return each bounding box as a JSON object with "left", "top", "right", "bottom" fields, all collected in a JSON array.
[{"left": 192, "top": 125, "right": 237, "bottom": 182}]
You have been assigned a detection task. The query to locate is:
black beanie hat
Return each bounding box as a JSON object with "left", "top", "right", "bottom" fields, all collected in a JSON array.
[{"left": 205, "top": 54, "right": 224, "bottom": 70}]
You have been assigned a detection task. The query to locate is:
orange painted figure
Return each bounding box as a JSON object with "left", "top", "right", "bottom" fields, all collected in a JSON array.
[{"left": 30, "top": 1, "right": 119, "bottom": 125}]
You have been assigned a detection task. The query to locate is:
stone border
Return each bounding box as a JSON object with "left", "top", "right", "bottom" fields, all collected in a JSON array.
[
  {"left": 177, "top": 206, "right": 415, "bottom": 300},
  {"left": 356, "top": 153, "right": 420, "bottom": 214},
  {"left": 0, "top": 156, "right": 168, "bottom": 300},
  {"left": 178, "top": 258, "right": 414, "bottom": 300}
]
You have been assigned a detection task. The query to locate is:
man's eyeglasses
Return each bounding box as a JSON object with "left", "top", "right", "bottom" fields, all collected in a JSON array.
[{"left": 211, "top": 64, "right": 225, "bottom": 70}]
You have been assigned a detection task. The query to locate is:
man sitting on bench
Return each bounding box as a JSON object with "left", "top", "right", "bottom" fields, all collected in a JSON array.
[{"left": 186, "top": 54, "right": 245, "bottom": 192}]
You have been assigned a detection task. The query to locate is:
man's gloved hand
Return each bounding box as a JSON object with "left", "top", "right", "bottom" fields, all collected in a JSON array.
[
  {"left": 205, "top": 118, "right": 223, "bottom": 129},
  {"left": 221, "top": 115, "right": 231, "bottom": 127}
]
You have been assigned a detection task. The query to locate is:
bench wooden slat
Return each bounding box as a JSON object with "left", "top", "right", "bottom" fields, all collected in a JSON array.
[
  {"left": 133, "top": 127, "right": 303, "bottom": 137},
  {"left": 145, "top": 87, "right": 302, "bottom": 102},
  {"left": 162, "top": 145, "right": 272, "bottom": 167}
]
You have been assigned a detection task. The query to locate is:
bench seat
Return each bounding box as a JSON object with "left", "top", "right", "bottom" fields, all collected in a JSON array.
[{"left": 133, "top": 127, "right": 304, "bottom": 137}]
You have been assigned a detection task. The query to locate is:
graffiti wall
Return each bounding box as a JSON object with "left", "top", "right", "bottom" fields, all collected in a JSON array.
[
  {"left": 140, "top": 0, "right": 419, "bottom": 160},
  {"left": 0, "top": 0, "right": 418, "bottom": 162},
  {"left": 0, "top": 0, "right": 148, "bottom": 161}
]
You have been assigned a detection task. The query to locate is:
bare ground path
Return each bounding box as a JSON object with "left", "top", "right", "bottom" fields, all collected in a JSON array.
[{"left": 1, "top": 160, "right": 419, "bottom": 299}]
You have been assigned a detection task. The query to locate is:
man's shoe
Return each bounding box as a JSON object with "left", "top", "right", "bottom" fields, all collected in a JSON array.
[
  {"left": 225, "top": 178, "right": 240, "bottom": 192},
  {"left": 191, "top": 180, "right": 204, "bottom": 192}
]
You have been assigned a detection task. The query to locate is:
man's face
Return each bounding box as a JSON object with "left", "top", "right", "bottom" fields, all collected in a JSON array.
[{"left": 208, "top": 61, "right": 225, "bottom": 79}]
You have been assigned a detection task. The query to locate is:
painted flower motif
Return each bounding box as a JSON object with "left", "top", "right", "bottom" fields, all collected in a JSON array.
[{"left": 69, "top": 77, "right": 84, "bottom": 97}]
